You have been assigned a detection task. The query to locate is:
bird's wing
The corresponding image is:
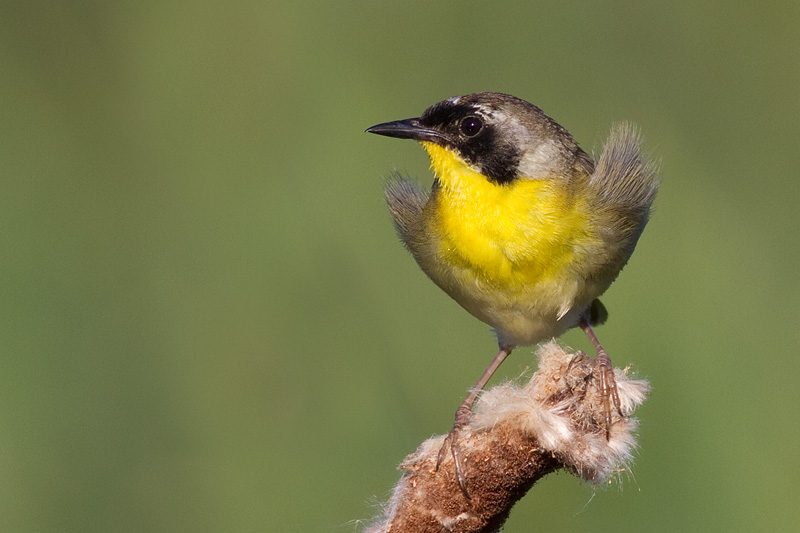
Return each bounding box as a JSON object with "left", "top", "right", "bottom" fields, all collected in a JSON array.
[
  {"left": 589, "top": 123, "right": 660, "bottom": 221},
  {"left": 384, "top": 175, "right": 431, "bottom": 252}
]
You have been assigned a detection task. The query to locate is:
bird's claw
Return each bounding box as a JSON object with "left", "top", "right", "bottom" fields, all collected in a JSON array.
[
  {"left": 596, "top": 349, "right": 622, "bottom": 439},
  {"left": 435, "top": 405, "right": 472, "bottom": 500}
]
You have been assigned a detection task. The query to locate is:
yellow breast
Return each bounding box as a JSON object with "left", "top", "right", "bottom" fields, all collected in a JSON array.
[
  {"left": 424, "top": 142, "right": 595, "bottom": 291},
  {"left": 415, "top": 143, "right": 616, "bottom": 345}
]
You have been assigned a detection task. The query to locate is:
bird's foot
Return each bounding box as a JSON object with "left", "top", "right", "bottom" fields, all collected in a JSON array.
[
  {"left": 435, "top": 403, "right": 472, "bottom": 500},
  {"left": 579, "top": 316, "right": 624, "bottom": 439},
  {"left": 595, "top": 347, "right": 622, "bottom": 439}
]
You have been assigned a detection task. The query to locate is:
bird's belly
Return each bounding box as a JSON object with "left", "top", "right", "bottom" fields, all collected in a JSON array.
[
  {"left": 438, "top": 266, "right": 593, "bottom": 346},
  {"left": 439, "top": 253, "right": 621, "bottom": 346},
  {"left": 480, "top": 302, "right": 585, "bottom": 347}
]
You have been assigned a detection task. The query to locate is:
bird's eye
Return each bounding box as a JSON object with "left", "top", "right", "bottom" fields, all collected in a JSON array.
[{"left": 460, "top": 116, "right": 484, "bottom": 137}]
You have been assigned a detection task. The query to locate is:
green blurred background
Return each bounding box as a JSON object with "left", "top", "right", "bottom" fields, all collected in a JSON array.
[{"left": 2, "top": 1, "right": 798, "bottom": 531}]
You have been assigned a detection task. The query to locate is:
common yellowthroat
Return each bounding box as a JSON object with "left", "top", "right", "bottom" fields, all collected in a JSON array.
[{"left": 367, "top": 92, "right": 658, "bottom": 496}]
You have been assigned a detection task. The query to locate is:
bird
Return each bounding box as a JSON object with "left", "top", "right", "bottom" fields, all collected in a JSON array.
[{"left": 366, "top": 92, "right": 658, "bottom": 498}]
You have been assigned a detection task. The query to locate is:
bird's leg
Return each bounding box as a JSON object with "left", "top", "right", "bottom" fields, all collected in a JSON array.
[
  {"left": 436, "top": 345, "right": 513, "bottom": 500},
  {"left": 579, "top": 316, "right": 622, "bottom": 439}
]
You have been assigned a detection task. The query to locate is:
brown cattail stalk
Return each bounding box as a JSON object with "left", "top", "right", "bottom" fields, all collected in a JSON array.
[{"left": 367, "top": 341, "right": 649, "bottom": 533}]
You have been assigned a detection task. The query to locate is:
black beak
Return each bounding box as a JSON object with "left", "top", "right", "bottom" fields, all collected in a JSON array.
[{"left": 366, "top": 118, "right": 451, "bottom": 145}]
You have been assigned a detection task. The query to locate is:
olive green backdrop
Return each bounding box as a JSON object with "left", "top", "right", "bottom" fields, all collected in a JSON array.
[{"left": 2, "top": 1, "right": 798, "bottom": 531}]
